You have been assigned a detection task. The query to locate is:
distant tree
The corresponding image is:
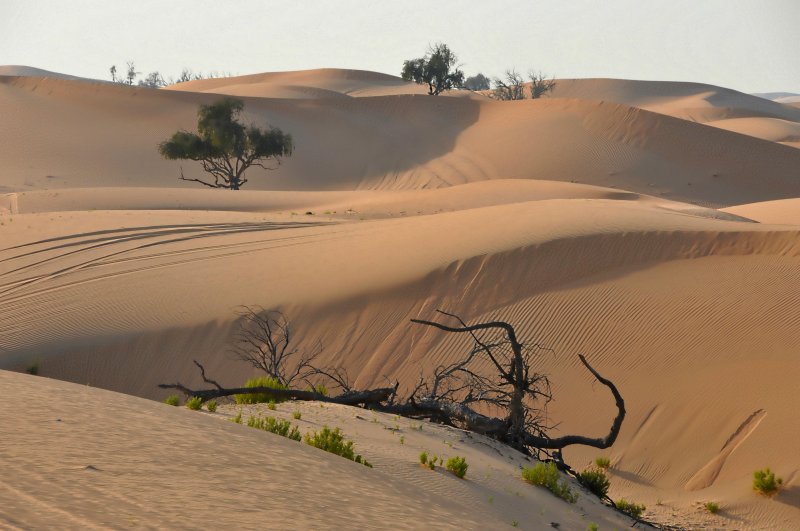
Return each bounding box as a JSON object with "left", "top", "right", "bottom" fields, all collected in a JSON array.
[
  {"left": 529, "top": 71, "right": 556, "bottom": 99},
  {"left": 492, "top": 69, "right": 526, "bottom": 101},
  {"left": 158, "top": 97, "right": 293, "bottom": 190},
  {"left": 491, "top": 69, "right": 556, "bottom": 100},
  {"left": 109, "top": 65, "right": 118, "bottom": 83},
  {"left": 401, "top": 43, "right": 465, "bottom": 95},
  {"left": 138, "top": 71, "right": 166, "bottom": 88},
  {"left": 125, "top": 61, "right": 139, "bottom": 85},
  {"left": 464, "top": 73, "right": 491, "bottom": 91}
]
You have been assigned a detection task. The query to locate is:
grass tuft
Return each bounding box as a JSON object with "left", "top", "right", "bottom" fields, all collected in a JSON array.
[
  {"left": 304, "top": 426, "right": 371, "bottom": 467},
  {"left": 752, "top": 468, "right": 782, "bottom": 496},
  {"left": 594, "top": 456, "right": 611, "bottom": 469},
  {"left": 578, "top": 467, "right": 611, "bottom": 498},
  {"left": 446, "top": 456, "right": 469, "bottom": 479},
  {"left": 186, "top": 396, "right": 203, "bottom": 410},
  {"left": 521, "top": 462, "right": 578, "bottom": 503},
  {"left": 247, "top": 415, "right": 301, "bottom": 441},
  {"left": 615, "top": 499, "right": 646, "bottom": 519},
  {"left": 206, "top": 400, "right": 217, "bottom": 412},
  {"left": 234, "top": 376, "right": 287, "bottom": 404},
  {"left": 704, "top": 501, "right": 720, "bottom": 514},
  {"left": 164, "top": 395, "right": 180, "bottom": 406}
]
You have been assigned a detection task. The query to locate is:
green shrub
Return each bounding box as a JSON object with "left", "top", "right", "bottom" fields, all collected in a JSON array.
[
  {"left": 247, "top": 415, "right": 301, "bottom": 441},
  {"left": 578, "top": 467, "right": 611, "bottom": 498},
  {"left": 231, "top": 411, "right": 242, "bottom": 424},
  {"left": 292, "top": 410, "right": 302, "bottom": 420},
  {"left": 587, "top": 523, "right": 599, "bottom": 531},
  {"left": 164, "top": 395, "right": 180, "bottom": 406},
  {"left": 186, "top": 396, "right": 203, "bottom": 410},
  {"left": 305, "top": 426, "right": 354, "bottom": 459},
  {"left": 521, "top": 462, "right": 578, "bottom": 503},
  {"left": 25, "top": 361, "right": 40, "bottom": 375},
  {"left": 428, "top": 459, "right": 436, "bottom": 470},
  {"left": 234, "top": 376, "right": 287, "bottom": 404},
  {"left": 594, "top": 456, "right": 611, "bottom": 469},
  {"left": 704, "top": 501, "right": 719, "bottom": 514},
  {"left": 267, "top": 400, "right": 277, "bottom": 411},
  {"left": 304, "top": 426, "right": 370, "bottom": 467},
  {"left": 615, "top": 499, "right": 646, "bottom": 518},
  {"left": 206, "top": 400, "right": 217, "bottom": 412},
  {"left": 753, "top": 468, "right": 782, "bottom": 496},
  {"left": 355, "top": 454, "right": 373, "bottom": 468},
  {"left": 419, "top": 451, "right": 429, "bottom": 465},
  {"left": 446, "top": 456, "right": 468, "bottom": 478}
]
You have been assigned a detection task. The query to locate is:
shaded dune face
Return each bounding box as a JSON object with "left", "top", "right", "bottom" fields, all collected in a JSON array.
[{"left": 1, "top": 68, "right": 800, "bottom": 529}]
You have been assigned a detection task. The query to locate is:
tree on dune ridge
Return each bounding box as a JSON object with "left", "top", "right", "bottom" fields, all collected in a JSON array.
[
  {"left": 158, "top": 97, "right": 293, "bottom": 190},
  {"left": 401, "top": 43, "right": 465, "bottom": 95}
]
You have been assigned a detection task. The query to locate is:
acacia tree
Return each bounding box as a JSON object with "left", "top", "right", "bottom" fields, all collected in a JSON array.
[
  {"left": 401, "top": 43, "right": 465, "bottom": 95},
  {"left": 529, "top": 71, "right": 557, "bottom": 99},
  {"left": 492, "top": 69, "right": 556, "bottom": 100},
  {"left": 464, "top": 73, "right": 491, "bottom": 91},
  {"left": 158, "top": 97, "right": 293, "bottom": 190}
]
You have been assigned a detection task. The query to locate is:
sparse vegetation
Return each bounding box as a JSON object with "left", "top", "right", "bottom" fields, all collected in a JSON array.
[
  {"left": 522, "top": 462, "right": 578, "bottom": 503},
  {"left": 304, "top": 426, "right": 371, "bottom": 467},
  {"left": 206, "top": 400, "right": 217, "bottom": 412},
  {"left": 594, "top": 456, "right": 611, "bottom": 469},
  {"left": 752, "top": 468, "right": 782, "bottom": 496},
  {"left": 615, "top": 499, "right": 646, "bottom": 519},
  {"left": 267, "top": 400, "right": 277, "bottom": 410},
  {"left": 704, "top": 501, "right": 720, "bottom": 514},
  {"left": 419, "top": 451, "right": 428, "bottom": 465},
  {"left": 247, "top": 415, "right": 301, "bottom": 441},
  {"left": 587, "top": 524, "right": 599, "bottom": 531},
  {"left": 25, "top": 361, "right": 40, "bottom": 375},
  {"left": 231, "top": 411, "right": 242, "bottom": 424},
  {"left": 164, "top": 394, "right": 180, "bottom": 406},
  {"left": 186, "top": 396, "right": 203, "bottom": 410},
  {"left": 578, "top": 467, "right": 611, "bottom": 498},
  {"left": 292, "top": 410, "right": 302, "bottom": 420},
  {"left": 234, "top": 376, "right": 288, "bottom": 404},
  {"left": 446, "top": 456, "right": 468, "bottom": 478}
]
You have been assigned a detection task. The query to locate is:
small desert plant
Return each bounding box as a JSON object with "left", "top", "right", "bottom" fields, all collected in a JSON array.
[
  {"left": 247, "top": 415, "right": 301, "bottom": 441},
  {"left": 267, "top": 400, "right": 277, "bottom": 410},
  {"left": 186, "top": 396, "right": 203, "bottom": 410},
  {"left": 292, "top": 410, "right": 302, "bottom": 420},
  {"left": 578, "top": 467, "right": 611, "bottom": 498},
  {"left": 752, "top": 468, "right": 782, "bottom": 496},
  {"left": 164, "top": 394, "right": 180, "bottom": 406},
  {"left": 615, "top": 499, "right": 646, "bottom": 518},
  {"left": 206, "top": 400, "right": 217, "bottom": 412},
  {"left": 428, "top": 456, "right": 437, "bottom": 470},
  {"left": 522, "top": 462, "right": 578, "bottom": 503},
  {"left": 704, "top": 501, "right": 720, "bottom": 514},
  {"left": 231, "top": 411, "right": 242, "bottom": 424},
  {"left": 446, "top": 456, "right": 468, "bottom": 478},
  {"left": 25, "top": 361, "right": 40, "bottom": 375},
  {"left": 355, "top": 454, "right": 373, "bottom": 468},
  {"left": 595, "top": 456, "right": 611, "bottom": 469},
  {"left": 234, "top": 376, "right": 287, "bottom": 404},
  {"left": 419, "top": 451, "right": 429, "bottom": 465},
  {"left": 304, "top": 426, "right": 370, "bottom": 467},
  {"left": 587, "top": 524, "right": 599, "bottom": 531},
  {"left": 511, "top": 521, "right": 519, "bottom": 527}
]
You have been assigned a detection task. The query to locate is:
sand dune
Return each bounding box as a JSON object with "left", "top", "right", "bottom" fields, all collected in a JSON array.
[
  {"left": 1, "top": 370, "right": 640, "bottom": 529},
  {"left": 3, "top": 68, "right": 799, "bottom": 529},
  {"left": 2, "top": 75, "right": 800, "bottom": 205}
]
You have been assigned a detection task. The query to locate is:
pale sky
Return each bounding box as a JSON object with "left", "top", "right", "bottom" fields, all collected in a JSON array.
[{"left": 1, "top": 0, "right": 797, "bottom": 94}]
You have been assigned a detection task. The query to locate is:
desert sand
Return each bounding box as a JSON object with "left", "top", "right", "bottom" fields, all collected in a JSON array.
[{"left": 2, "top": 67, "right": 799, "bottom": 529}]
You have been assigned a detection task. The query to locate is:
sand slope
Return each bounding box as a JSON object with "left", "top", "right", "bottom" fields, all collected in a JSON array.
[
  {"left": 2, "top": 74, "right": 800, "bottom": 205},
  {"left": 0, "top": 370, "right": 637, "bottom": 530},
  {"left": 2, "top": 68, "right": 799, "bottom": 529}
]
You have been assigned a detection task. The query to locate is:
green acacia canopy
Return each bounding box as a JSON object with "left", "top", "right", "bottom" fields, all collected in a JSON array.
[
  {"left": 159, "top": 97, "right": 293, "bottom": 190},
  {"left": 401, "top": 43, "right": 465, "bottom": 96}
]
